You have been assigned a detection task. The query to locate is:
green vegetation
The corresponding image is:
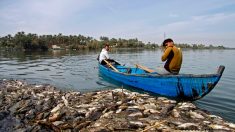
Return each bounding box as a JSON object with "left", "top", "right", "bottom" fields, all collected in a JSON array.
[
  {"left": 175, "top": 43, "right": 226, "bottom": 49},
  {"left": 0, "top": 32, "right": 226, "bottom": 51}
]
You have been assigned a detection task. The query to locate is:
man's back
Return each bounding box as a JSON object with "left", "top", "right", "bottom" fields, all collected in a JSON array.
[{"left": 162, "top": 46, "right": 182, "bottom": 74}]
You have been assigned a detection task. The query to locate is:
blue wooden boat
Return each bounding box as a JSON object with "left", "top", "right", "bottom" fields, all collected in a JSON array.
[{"left": 99, "top": 61, "right": 225, "bottom": 100}]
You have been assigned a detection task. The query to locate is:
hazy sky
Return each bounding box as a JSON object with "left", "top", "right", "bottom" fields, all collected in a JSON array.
[{"left": 1, "top": 0, "right": 235, "bottom": 47}]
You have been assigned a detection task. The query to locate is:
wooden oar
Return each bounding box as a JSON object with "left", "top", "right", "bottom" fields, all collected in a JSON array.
[
  {"left": 104, "top": 60, "right": 119, "bottom": 72},
  {"left": 135, "top": 64, "right": 155, "bottom": 73}
]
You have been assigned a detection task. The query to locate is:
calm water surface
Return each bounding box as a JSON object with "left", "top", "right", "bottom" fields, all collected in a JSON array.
[{"left": 0, "top": 49, "right": 234, "bottom": 122}]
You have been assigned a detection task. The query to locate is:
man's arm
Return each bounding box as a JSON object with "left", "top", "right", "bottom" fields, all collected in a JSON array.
[
  {"left": 161, "top": 47, "right": 172, "bottom": 61},
  {"left": 104, "top": 51, "right": 110, "bottom": 59}
]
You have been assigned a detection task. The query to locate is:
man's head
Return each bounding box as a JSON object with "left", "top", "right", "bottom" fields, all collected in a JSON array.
[
  {"left": 162, "top": 38, "right": 174, "bottom": 47},
  {"left": 105, "top": 44, "right": 110, "bottom": 51}
]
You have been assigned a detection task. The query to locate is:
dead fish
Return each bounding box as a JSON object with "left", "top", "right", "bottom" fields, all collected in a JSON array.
[
  {"left": 157, "top": 97, "right": 168, "bottom": 101},
  {"left": 144, "top": 108, "right": 160, "bottom": 114},
  {"left": 160, "top": 104, "right": 175, "bottom": 116},
  {"left": 138, "top": 94, "right": 150, "bottom": 97},
  {"left": 49, "top": 111, "right": 61, "bottom": 122},
  {"left": 42, "top": 91, "right": 54, "bottom": 95},
  {"left": 93, "top": 122, "right": 102, "bottom": 127},
  {"left": 203, "top": 121, "right": 211, "bottom": 125},
  {"left": 116, "top": 101, "right": 123, "bottom": 105},
  {"left": 209, "top": 124, "right": 230, "bottom": 131},
  {"left": 225, "top": 122, "right": 235, "bottom": 129},
  {"left": 35, "top": 85, "right": 43, "bottom": 88},
  {"left": 52, "top": 121, "right": 64, "bottom": 126},
  {"left": 208, "top": 115, "right": 222, "bottom": 120},
  {"left": 51, "top": 103, "right": 64, "bottom": 113},
  {"left": 75, "top": 104, "right": 92, "bottom": 109},
  {"left": 119, "top": 105, "right": 128, "bottom": 110},
  {"left": 136, "top": 98, "right": 145, "bottom": 104},
  {"left": 101, "top": 111, "right": 113, "bottom": 118},
  {"left": 178, "top": 102, "right": 196, "bottom": 109},
  {"left": 16, "top": 81, "right": 24, "bottom": 87},
  {"left": 128, "top": 112, "right": 143, "bottom": 117},
  {"left": 172, "top": 109, "right": 180, "bottom": 118},
  {"left": 162, "top": 99, "right": 176, "bottom": 104},
  {"left": 189, "top": 110, "right": 204, "bottom": 119},
  {"left": 116, "top": 109, "right": 122, "bottom": 114},
  {"left": 36, "top": 93, "right": 45, "bottom": 98},
  {"left": 129, "top": 121, "right": 145, "bottom": 128},
  {"left": 177, "top": 123, "right": 198, "bottom": 129},
  {"left": 128, "top": 105, "right": 143, "bottom": 110},
  {"left": 62, "top": 96, "right": 68, "bottom": 106},
  {"left": 149, "top": 109, "right": 160, "bottom": 114},
  {"left": 31, "top": 91, "right": 37, "bottom": 98},
  {"left": 143, "top": 103, "right": 157, "bottom": 110},
  {"left": 112, "top": 89, "right": 130, "bottom": 95},
  {"left": 35, "top": 112, "right": 44, "bottom": 120},
  {"left": 146, "top": 97, "right": 157, "bottom": 102}
]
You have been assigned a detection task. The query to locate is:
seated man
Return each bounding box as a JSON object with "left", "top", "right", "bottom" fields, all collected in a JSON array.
[
  {"left": 158, "top": 38, "right": 183, "bottom": 75},
  {"left": 98, "top": 44, "right": 115, "bottom": 65}
]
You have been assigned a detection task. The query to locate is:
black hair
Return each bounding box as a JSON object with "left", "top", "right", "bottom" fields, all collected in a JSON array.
[
  {"left": 104, "top": 44, "right": 109, "bottom": 47},
  {"left": 162, "top": 38, "right": 173, "bottom": 47}
]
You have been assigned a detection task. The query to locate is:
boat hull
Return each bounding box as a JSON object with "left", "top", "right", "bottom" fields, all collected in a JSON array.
[{"left": 99, "top": 64, "right": 225, "bottom": 100}]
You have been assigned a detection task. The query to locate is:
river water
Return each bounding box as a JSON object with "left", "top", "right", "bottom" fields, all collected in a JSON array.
[{"left": 0, "top": 49, "right": 234, "bottom": 122}]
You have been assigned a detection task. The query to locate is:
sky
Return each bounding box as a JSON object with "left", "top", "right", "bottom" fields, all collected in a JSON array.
[{"left": 0, "top": 0, "right": 235, "bottom": 47}]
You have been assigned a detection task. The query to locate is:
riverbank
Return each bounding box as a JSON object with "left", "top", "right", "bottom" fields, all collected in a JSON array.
[{"left": 0, "top": 79, "right": 234, "bottom": 131}]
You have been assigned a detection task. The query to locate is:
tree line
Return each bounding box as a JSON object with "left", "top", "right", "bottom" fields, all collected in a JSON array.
[{"left": 0, "top": 32, "right": 225, "bottom": 51}]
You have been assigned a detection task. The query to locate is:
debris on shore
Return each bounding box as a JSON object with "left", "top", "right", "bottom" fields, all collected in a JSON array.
[{"left": 0, "top": 79, "right": 234, "bottom": 131}]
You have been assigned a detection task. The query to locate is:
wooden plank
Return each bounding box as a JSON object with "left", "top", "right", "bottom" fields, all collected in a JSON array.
[
  {"left": 104, "top": 60, "right": 119, "bottom": 72},
  {"left": 135, "top": 64, "right": 155, "bottom": 73}
]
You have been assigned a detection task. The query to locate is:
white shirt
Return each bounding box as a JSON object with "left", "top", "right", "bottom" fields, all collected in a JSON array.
[{"left": 99, "top": 48, "right": 110, "bottom": 63}]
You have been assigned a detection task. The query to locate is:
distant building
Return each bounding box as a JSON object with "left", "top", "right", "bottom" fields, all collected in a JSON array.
[{"left": 52, "top": 45, "right": 62, "bottom": 50}]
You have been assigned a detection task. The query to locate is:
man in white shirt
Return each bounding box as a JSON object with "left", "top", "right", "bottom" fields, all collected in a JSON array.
[{"left": 99, "top": 44, "right": 110, "bottom": 65}]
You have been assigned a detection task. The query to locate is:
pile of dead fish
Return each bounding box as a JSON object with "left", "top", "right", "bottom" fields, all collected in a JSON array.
[{"left": 0, "top": 79, "right": 235, "bottom": 132}]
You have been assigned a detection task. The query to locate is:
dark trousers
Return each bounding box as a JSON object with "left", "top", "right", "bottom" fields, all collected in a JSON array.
[{"left": 101, "top": 59, "right": 115, "bottom": 65}]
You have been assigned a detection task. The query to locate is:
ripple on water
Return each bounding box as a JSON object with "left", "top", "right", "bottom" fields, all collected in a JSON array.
[
  {"left": 71, "top": 73, "right": 82, "bottom": 75},
  {"left": 36, "top": 68, "right": 51, "bottom": 71},
  {"left": 17, "top": 67, "right": 28, "bottom": 70},
  {"left": 23, "top": 72, "right": 35, "bottom": 75},
  {"left": 10, "top": 73, "right": 27, "bottom": 76},
  {"left": 51, "top": 77, "right": 65, "bottom": 79},
  {"left": 50, "top": 74, "right": 63, "bottom": 77},
  {"left": 28, "top": 65, "right": 39, "bottom": 68}
]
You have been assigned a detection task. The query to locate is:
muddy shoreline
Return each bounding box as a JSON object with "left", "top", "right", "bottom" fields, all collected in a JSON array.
[{"left": 0, "top": 79, "right": 234, "bottom": 131}]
